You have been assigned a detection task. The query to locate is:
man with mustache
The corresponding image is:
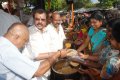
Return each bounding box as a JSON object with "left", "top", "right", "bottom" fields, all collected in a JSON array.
[
  {"left": 22, "top": 9, "right": 64, "bottom": 79},
  {"left": 47, "top": 12, "right": 66, "bottom": 51}
]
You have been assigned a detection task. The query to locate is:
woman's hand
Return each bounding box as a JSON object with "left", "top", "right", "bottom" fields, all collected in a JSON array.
[
  {"left": 88, "top": 68, "right": 100, "bottom": 76},
  {"left": 59, "top": 49, "right": 68, "bottom": 58},
  {"left": 77, "top": 68, "right": 100, "bottom": 80},
  {"left": 78, "top": 52, "right": 89, "bottom": 59},
  {"left": 77, "top": 68, "right": 89, "bottom": 74}
]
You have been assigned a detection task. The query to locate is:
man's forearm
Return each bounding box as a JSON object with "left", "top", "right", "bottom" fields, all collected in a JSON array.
[
  {"left": 33, "top": 51, "right": 61, "bottom": 77},
  {"left": 34, "top": 52, "right": 57, "bottom": 60}
]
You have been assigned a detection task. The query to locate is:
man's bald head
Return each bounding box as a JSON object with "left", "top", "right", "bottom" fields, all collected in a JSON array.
[
  {"left": 51, "top": 12, "right": 61, "bottom": 28},
  {"left": 52, "top": 12, "right": 60, "bottom": 19},
  {"left": 4, "top": 22, "right": 29, "bottom": 48},
  {"left": 6, "top": 22, "right": 29, "bottom": 36}
]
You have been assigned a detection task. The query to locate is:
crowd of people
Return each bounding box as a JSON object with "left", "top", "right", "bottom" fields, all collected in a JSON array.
[
  {"left": 0, "top": 3, "right": 120, "bottom": 80},
  {"left": 0, "top": 5, "right": 68, "bottom": 80}
]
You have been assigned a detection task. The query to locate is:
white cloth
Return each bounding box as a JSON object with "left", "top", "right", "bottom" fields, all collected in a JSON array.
[
  {"left": 22, "top": 25, "right": 53, "bottom": 59},
  {"left": 0, "top": 9, "right": 21, "bottom": 36},
  {"left": 46, "top": 23, "right": 66, "bottom": 51},
  {"left": 0, "top": 37, "right": 40, "bottom": 80}
]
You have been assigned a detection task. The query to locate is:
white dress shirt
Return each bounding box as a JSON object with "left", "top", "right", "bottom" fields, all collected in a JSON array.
[
  {"left": 22, "top": 25, "right": 53, "bottom": 59},
  {"left": 47, "top": 23, "right": 66, "bottom": 51},
  {"left": 22, "top": 25, "right": 55, "bottom": 78},
  {"left": 0, "top": 37, "right": 40, "bottom": 80}
]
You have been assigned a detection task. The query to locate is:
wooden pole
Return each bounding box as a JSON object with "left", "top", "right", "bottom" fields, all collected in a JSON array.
[
  {"left": 48, "top": 0, "right": 51, "bottom": 10},
  {"left": 71, "top": 3, "right": 74, "bottom": 28}
]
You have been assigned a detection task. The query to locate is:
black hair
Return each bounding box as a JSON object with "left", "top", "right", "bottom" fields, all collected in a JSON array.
[
  {"left": 0, "top": 4, "right": 2, "bottom": 9},
  {"left": 33, "top": 9, "right": 46, "bottom": 18},
  {"left": 112, "top": 18, "right": 120, "bottom": 43},
  {"left": 90, "top": 12, "right": 106, "bottom": 28},
  {"left": 90, "top": 12, "right": 104, "bottom": 21},
  {"left": 105, "top": 10, "right": 120, "bottom": 23},
  {"left": 107, "top": 18, "right": 120, "bottom": 29},
  {"left": 11, "top": 9, "right": 18, "bottom": 15}
]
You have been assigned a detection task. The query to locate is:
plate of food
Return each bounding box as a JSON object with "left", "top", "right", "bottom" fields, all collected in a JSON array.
[
  {"left": 70, "top": 55, "right": 85, "bottom": 63},
  {"left": 69, "top": 61, "right": 80, "bottom": 68},
  {"left": 66, "top": 49, "right": 78, "bottom": 57}
]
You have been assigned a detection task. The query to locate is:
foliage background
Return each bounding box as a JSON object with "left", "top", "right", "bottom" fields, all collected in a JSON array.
[{"left": 1, "top": 0, "right": 120, "bottom": 10}]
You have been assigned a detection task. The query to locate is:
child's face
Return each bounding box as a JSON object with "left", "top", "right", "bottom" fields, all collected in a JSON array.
[{"left": 109, "top": 36, "right": 119, "bottom": 50}]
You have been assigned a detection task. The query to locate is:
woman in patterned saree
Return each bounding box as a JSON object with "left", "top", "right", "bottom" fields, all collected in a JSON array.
[{"left": 100, "top": 18, "right": 120, "bottom": 80}]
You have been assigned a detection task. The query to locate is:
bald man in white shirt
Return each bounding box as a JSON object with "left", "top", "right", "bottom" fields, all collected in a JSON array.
[
  {"left": 47, "top": 12, "right": 66, "bottom": 51},
  {"left": 0, "top": 22, "right": 67, "bottom": 80}
]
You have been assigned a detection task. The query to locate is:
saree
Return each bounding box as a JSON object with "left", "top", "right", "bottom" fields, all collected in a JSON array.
[
  {"left": 88, "top": 27, "right": 108, "bottom": 53},
  {"left": 100, "top": 55, "right": 120, "bottom": 80}
]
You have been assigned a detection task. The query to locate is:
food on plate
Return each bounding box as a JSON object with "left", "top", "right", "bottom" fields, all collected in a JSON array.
[
  {"left": 69, "top": 61, "right": 80, "bottom": 67},
  {"left": 66, "top": 49, "right": 78, "bottom": 57}
]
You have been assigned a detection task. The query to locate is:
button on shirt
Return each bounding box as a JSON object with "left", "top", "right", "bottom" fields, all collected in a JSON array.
[
  {"left": 22, "top": 25, "right": 53, "bottom": 59},
  {"left": 0, "top": 37, "right": 39, "bottom": 80},
  {"left": 47, "top": 23, "right": 66, "bottom": 51}
]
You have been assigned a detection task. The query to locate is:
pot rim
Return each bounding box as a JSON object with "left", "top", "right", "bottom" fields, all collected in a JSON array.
[{"left": 52, "top": 59, "right": 78, "bottom": 75}]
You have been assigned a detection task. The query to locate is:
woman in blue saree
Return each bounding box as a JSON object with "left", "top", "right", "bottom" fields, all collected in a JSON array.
[
  {"left": 77, "top": 18, "right": 120, "bottom": 80},
  {"left": 76, "top": 12, "right": 109, "bottom": 69},
  {"left": 77, "top": 12, "right": 108, "bottom": 54}
]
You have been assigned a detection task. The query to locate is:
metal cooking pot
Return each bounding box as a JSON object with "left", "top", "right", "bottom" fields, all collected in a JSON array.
[{"left": 50, "top": 59, "right": 81, "bottom": 80}]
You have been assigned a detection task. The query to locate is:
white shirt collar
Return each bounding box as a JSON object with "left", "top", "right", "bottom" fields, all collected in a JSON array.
[
  {"left": 50, "top": 23, "right": 61, "bottom": 32},
  {"left": 33, "top": 25, "right": 47, "bottom": 33}
]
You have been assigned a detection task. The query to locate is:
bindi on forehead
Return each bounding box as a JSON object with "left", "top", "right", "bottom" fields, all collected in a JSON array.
[
  {"left": 35, "top": 13, "right": 46, "bottom": 18},
  {"left": 35, "top": 16, "right": 46, "bottom": 21}
]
